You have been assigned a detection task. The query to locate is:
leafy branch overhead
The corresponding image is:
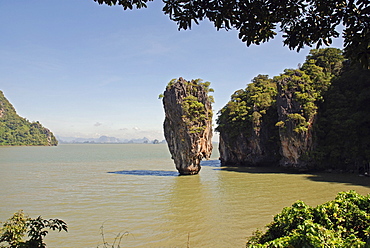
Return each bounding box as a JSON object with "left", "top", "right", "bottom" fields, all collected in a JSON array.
[{"left": 94, "top": 0, "right": 369, "bottom": 68}]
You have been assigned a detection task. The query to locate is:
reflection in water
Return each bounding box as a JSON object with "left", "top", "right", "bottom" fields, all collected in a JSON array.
[
  {"left": 163, "top": 174, "right": 216, "bottom": 247},
  {"left": 155, "top": 159, "right": 249, "bottom": 247}
]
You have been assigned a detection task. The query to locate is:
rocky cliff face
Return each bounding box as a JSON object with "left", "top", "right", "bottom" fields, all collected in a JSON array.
[
  {"left": 219, "top": 107, "right": 280, "bottom": 166},
  {"left": 276, "top": 71, "right": 315, "bottom": 169},
  {"left": 162, "top": 78, "right": 213, "bottom": 175},
  {"left": 217, "top": 75, "right": 280, "bottom": 167},
  {"left": 216, "top": 49, "right": 370, "bottom": 171},
  {"left": 217, "top": 72, "right": 317, "bottom": 170}
]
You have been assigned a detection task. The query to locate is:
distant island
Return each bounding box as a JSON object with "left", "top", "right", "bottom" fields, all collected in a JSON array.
[
  {"left": 0, "top": 91, "right": 58, "bottom": 146},
  {"left": 57, "top": 135, "right": 166, "bottom": 144}
]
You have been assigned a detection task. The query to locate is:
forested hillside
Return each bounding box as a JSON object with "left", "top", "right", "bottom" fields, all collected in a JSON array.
[
  {"left": 0, "top": 91, "right": 58, "bottom": 146},
  {"left": 315, "top": 64, "right": 370, "bottom": 170},
  {"left": 217, "top": 48, "right": 370, "bottom": 172}
]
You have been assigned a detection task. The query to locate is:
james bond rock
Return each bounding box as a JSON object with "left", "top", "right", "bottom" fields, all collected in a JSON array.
[{"left": 162, "top": 78, "right": 213, "bottom": 175}]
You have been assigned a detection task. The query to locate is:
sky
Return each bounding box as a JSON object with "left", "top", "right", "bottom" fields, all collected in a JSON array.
[{"left": 0, "top": 0, "right": 344, "bottom": 141}]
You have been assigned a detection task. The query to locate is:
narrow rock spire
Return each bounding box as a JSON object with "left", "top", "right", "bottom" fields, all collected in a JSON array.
[{"left": 162, "top": 78, "right": 213, "bottom": 175}]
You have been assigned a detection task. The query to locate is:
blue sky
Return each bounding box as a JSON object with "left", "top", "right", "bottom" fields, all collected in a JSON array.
[{"left": 0, "top": 0, "right": 344, "bottom": 141}]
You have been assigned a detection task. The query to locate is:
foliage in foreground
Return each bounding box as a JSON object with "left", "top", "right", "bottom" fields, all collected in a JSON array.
[
  {"left": 0, "top": 210, "right": 67, "bottom": 248},
  {"left": 247, "top": 191, "right": 370, "bottom": 247}
]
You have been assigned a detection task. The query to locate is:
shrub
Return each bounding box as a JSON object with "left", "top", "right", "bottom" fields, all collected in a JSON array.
[
  {"left": 0, "top": 210, "right": 67, "bottom": 248},
  {"left": 247, "top": 191, "right": 370, "bottom": 247}
]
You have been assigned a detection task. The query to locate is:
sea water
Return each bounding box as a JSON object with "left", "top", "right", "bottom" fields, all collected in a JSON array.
[{"left": 1, "top": 144, "right": 369, "bottom": 247}]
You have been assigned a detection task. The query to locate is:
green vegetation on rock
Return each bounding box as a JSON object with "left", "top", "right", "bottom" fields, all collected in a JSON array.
[
  {"left": 247, "top": 191, "right": 370, "bottom": 248},
  {"left": 216, "top": 74, "right": 277, "bottom": 137},
  {"left": 217, "top": 47, "right": 370, "bottom": 170},
  {"left": 314, "top": 64, "right": 370, "bottom": 169},
  {"left": 0, "top": 91, "right": 58, "bottom": 146},
  {"left": 162, "top": 77, "right": 213, "bottom": 174},
  {"left": 275, "top": 48, "right": 344, "bottom": 135},
  {"left": 216, "top": 74, "right": 280, "bottom": 166},
  {"left": 169, "top": 78, "right": 214, "bottom": 134},
  {"left": 275, "top": 69, "right": 317, "bottom": 133}
]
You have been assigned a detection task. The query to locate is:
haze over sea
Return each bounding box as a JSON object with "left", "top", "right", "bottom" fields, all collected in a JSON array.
[{"left": 1, "top": 144, "right": 369, "bottom": 247}]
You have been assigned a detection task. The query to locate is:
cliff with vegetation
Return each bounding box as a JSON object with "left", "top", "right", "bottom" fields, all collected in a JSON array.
[
  {"left": 216, "top": 75, "right": 280, "bottom": 166},
  {"left": 314, "top": 64, "right": 370, "bottom": 172},
  {"left": 162, "top": 78, "right": 213, "bottom": 175},
  {"left": 274, "top": 69, "right": 319, "bottom": 168},
  {"left": 217, "top": 48, "right": 370, "bottom": 171},
  {"left": 0, "top": 91, "right": 58, "bottom": 146}
]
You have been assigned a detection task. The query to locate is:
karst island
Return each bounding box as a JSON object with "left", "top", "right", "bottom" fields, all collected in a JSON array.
[{"left": 161, "top": 77, "right": 214, "bottom": 175}]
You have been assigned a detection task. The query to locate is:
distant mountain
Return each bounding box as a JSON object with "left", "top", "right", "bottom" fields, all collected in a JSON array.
[
  {"left": 0, "top": 91, "right": 58, "bottom": 146},
  {"left": 57, "top": 136, "right": 166, "bottom": 144},
  {"left": 97, "top": 135, "right": 120, "bottom": 143}
]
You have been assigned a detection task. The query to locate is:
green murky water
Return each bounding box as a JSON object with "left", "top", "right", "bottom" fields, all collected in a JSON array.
[{"left": 1, "top": 144, "right": 369, "bottom": 247}]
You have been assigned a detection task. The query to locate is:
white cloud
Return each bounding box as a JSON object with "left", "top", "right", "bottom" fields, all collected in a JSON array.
[{"left": 94, "top": 122, "right": 102, "bottom": 127}]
